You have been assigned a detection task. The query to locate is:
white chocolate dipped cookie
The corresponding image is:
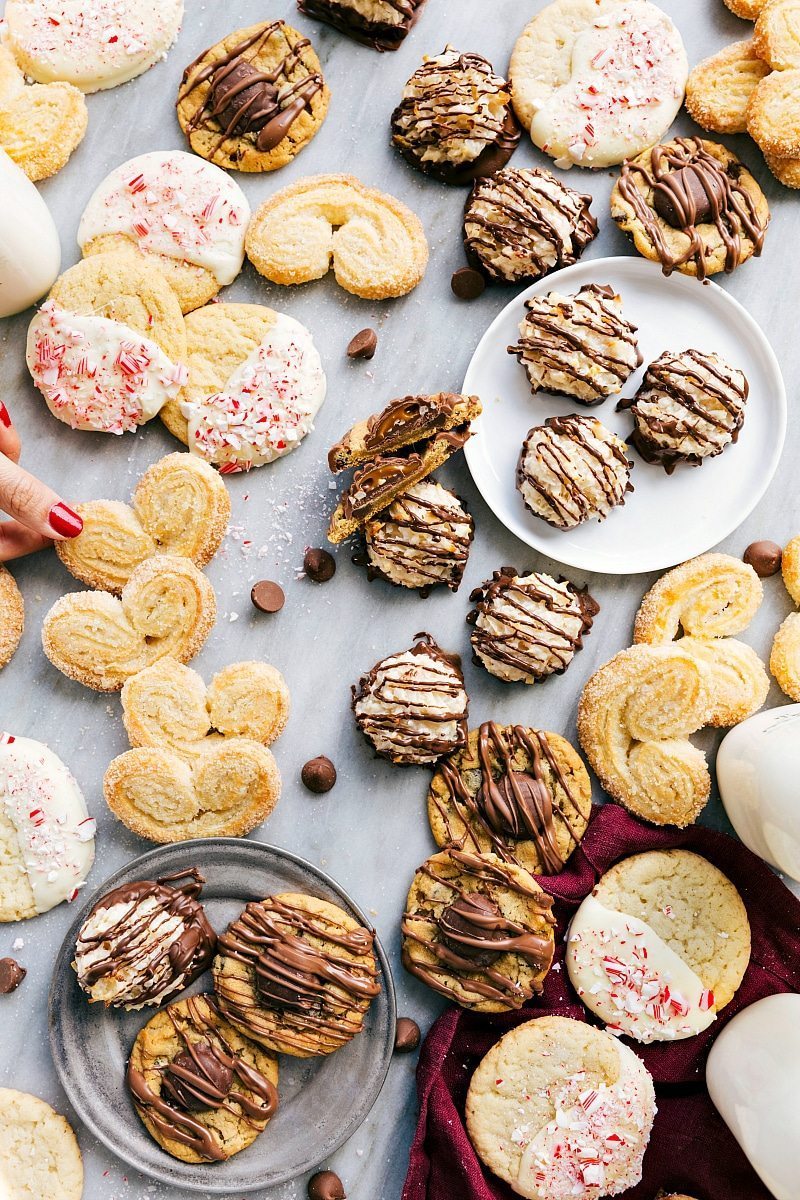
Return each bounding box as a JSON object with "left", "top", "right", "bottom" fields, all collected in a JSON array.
[{"left": 0, "top": 734, "right": 95, "bottom": 922}]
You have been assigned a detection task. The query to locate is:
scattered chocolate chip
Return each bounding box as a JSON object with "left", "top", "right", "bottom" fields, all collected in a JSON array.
[
  {"left": 308, "top": 1169, "right": 346, "bottom": 1200},
  {"left": 251, "top": 580, "right": 285, "bottom": 613},
  {"left": 0, "top": 958, "right": 26, "bottom": 993},
  {"left": 743, "top": 540, "right": 782, "bottom": 578},
  {"left": 451, "top": 266, "right": 485, "bottom": 300},
  {"left": 304, "top": 547, "right": 336, "bottom": 583},
  {"left": 301, "top": 756, "right": 337, "bottom": 794},
  {"left": 394, "top": 1016, "right": 421, "bottom": 1053},
  {"left": 347, "top": 328, "right": 378, "bottom": 360}
]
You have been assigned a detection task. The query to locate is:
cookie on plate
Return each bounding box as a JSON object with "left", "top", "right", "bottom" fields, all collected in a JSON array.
[
  {"left": 428, "top": 721, "right": 592, "bottom": 875},
  {"left": 297, "top": 0, "right": 427, "bottom": 51},
  {"left": 0, "top": 1088, "right": 82, "bottom": 1200},
  {"left": 685, "top": 40, "right": 770, "bottom": 136},
  {"left": 509, "top": 0, "right": 687, "bottom": 169},
  {"left": 509, "top": 284, "right": 641, "bottom": 404},
  {"left": 466, "top": 1015, "right": 656, "bottom": 1200},
  {"left": 26, "top": 251, "right": 187, "bottom": 435},
  {"left": 0, "top": 567, "right": 23, "bottom": 670},
  {"left": 73, "top": 867, "right": 216, "bottom": 1009},
  {"left": 78, "top": 150, "right": 249, "bottom": 313},
  {"left": 0, "top": 44, "right": 87, "bottom": 181},
  {"left": 328, "top": 392, "right": 481, "bottom": 472},
  {"left": 611, "top": 137, "right": 770, "bottom": 280},
  {"left": 128, "top": 993, "right": 278, "bottom": 1163},
  {"left": 402, "top": 847, "right": 556, "bottom": 1011},
  {"left": 567, "top": 850, "right": 751, "bottom": 1042},
  {"left": 213, "top": 893, "right": 380, "bottom": 1057},
  {"left": 177, "top": 20, "right": 329, "bottom": 173},
  {"left": 364, "top": 480, "right": 474, "bottom": 594},
  {"left": 0, "top": 734, "right": 95, "bottom": 922},
  {"left": 468, "top": 568, "right": 599, "bottom": 684}
]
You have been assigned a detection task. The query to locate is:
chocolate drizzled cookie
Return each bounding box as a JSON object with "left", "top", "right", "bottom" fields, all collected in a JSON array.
[
  {"left": 365, "top": 479, "right": 474, "bottom": 594},
  {"left": 298, "top": 0, "right": 426, "bottom": 52},
  {"left": 328, "top": 392, "right": 481, "bottom": 472}
]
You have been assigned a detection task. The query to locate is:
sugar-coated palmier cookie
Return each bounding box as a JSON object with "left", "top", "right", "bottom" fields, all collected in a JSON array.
[
  {"left": 466, "top": 1016, "right": 656, "bottom": 1200},
  {"left": 724, "top": 0, "right": 767, "bottom": 16},
  {"left": 685, "top": 40, "right": 770, "bottom": 135},
  {"left": 428, "top": 721, "right": 592, "bottom": 875},
  {"left": 245, "top": 174, "right": 429, "bottom": 300},
  {"left": 0, "top": 567, "right": 23, "bottom": 670},
  {"left": 747, "top": 68, "right": 800, "bottom": 158},
  {"left": 177, "top": 20, "right": 329, "bottom": 173},
  {"left": 753, "top": 0, "right": 800, "bottom": 69},
  {"left": 0, "top": 734, "right": 95, "bottom": 922},
  {"left": 78, "top": 151, "right": 250, "bottom": 314},
  {"left": 0, "top": 44, "right": 86, "bottom": 181},
  {"left": 364, "top": 480, "right": 474, "bottom": 594},
  {"left": 128, "top": 993, "right": 279, "bottom": 1163},
  {"left": 26, "top": 251, "right": 187, "bottom": 435},
  {"left": 509, "top": 0, "right": 688, "bottom": 170},
  {"left": 55, "top": 453, "right": 230, "bottom": 592},
  {"left": 402, "top": 847, "right": 556, "bottom": 1012},
  {"left": 567, "top": 850, "right": 751, "bottom": 1043},
  {"left": 42, "top": 555, "right": 215, "bottom": 692},
  {"left": 611, "top": 137, "right": 769, "bottom": 280},
  {"left": 771, "top": 536, "right": 800, "bottom": 698},
  {"left": 3, "top": 0, "right": 183, "bottom": 92},
  {"left": 328, "top": 392, "right": 481, "bottom": 472},
  {"left": 297, "top": 0, "right": 427, "bottom": 51},
  {"left": 213, "top": 892, "right": 381, "bottom": 1057},
  {"left": 0, "top": 1089, "right": 83, "bottom": 1200},
  {"left": 765, "top": 151, "right": 800, "bottom": 187}
]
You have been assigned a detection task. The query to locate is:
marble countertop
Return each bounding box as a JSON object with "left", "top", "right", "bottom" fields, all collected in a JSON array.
[{"left": 1, "top": 1, "right": 799, "bottom": 1198}]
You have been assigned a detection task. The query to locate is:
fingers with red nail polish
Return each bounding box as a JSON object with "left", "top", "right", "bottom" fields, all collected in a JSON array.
[
  {"left": 0, "top": 404, "right": 11, "bottom": 429},
  {"left": 48, "top": 503, "right": 83, "bottom": 538},
  {"left": 0, "top": 405, "right": 21, "bottom": 465}
]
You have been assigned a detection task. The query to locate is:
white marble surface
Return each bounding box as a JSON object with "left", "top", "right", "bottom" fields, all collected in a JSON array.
[{"left": 1, "top": 1, "right": 799, "bottom": 1198}]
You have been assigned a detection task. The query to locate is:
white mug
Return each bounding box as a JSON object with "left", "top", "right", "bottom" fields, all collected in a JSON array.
[{"left": 0, "top": 150, "right": 60, "bottom": 318}]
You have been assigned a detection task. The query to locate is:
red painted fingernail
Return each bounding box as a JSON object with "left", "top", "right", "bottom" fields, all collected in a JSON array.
[
  {"left": 0, "top": 404, "right": 11, "bottom": 428},
  {"left": 48, "top": 503, "right": 83, "bottom": 538}
]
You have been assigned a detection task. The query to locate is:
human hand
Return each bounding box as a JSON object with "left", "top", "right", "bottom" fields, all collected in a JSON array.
[{"left": 0, "top": 402, "right": 83, "bottom": 561}]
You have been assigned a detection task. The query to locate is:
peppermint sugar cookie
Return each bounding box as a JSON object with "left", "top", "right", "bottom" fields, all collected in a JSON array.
[
  {"left": 0, "top": 734, "right": 95, "bottom": 922},
  {"left": 0, "top": 1088, "right": 83, "bottom": 1200},
  {"left": 466, "top": 1015, "right": 656, "bottom": 1199},
  {"left": 509, "top": 0, "right": 688, "bottom": 169},
  {"left": 3, "top": 0, "right": 183, "bottom": 93}
]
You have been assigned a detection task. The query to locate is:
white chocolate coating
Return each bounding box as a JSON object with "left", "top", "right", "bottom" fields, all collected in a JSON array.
[{"left": 0, "top": 151, "right": 60, "bottom": 318}]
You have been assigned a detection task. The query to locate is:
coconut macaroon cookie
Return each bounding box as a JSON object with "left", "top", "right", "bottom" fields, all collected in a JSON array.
[
  {"left": 401, "top": 847, "right": 556, "bottom": 1011},
  {"left": 0, "top": 734, "right": 95, "bottom": 922},
  {"left": 213, "top": 893, "right": 380, "bottom": 1057},
  {"left": 517, "top": 415, "right": 633, "bottom": 531},
  {"left": 0, "top": 1088, "right": 83, "bottom": 1200},
  {"left": 391, "top": 46, "right": 519, "bottom": 184},
  {"left": 567, "top": 850, "right": 751, "bottom": 1043},
  {"left": 26, "top": 251, "right": 187, "bottom": 435},
  {"left": 509, "top": 284, "right": 641, "bottom": 404},
  {"left": 466, "top": 1016, "right": 657, "bottom": 1200},
  {"left": 78, "top": 150, "right": 250, "bottom": 312},
  {"left": 364, "top": 480, "right": 474, "bottom": 594},
  {"left": 468, "top": 568, "right": 599, "bottom": 684},
  {"left": 428, "top": 721, "right": 592, "bottom": 875},
  {"left": 353, "top": 633, "right": 468, "bottom": 766}
]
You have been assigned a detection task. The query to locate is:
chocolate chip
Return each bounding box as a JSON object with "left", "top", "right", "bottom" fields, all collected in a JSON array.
[
  {"left": 301, "top": 756, "right": 337, "bottom": 794},
  {"left": 308, "top": 1170, "right": 346, "bottom": 1200},
  {"left": 347, "top": 328, "right": 378, "bottom": 360},
  {"left": 0, "top": 958, "right": 26, "bottom": 994},
  {"left": 304, "top": 547, "right": 336, "bottom": 583},
  {"left": 451, "top": 267, "right": 485, "bottom": 300},
  {"left": 743, "top": 540, "right": 782, "bottom": 578},
  {"left": 251, "top": 581, "right": 285, "bottom": 613},
  {"left": 394, "top": 1016, "right": 421, "bottom": 1053}
]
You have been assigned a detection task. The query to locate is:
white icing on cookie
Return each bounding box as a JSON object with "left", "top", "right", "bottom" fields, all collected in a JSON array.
[
  {"left": 180, "top": 313, "right": 326, "bottom": 472},
  {"left": 566, "top": 893, "right": 716, "bottom": 1042},
  {"left": 0, "top": 733, "right": 95, "bottom": 915},
  {"left": 78, "top": 151, "right": 249, "bottom": 284},
  {"left": 26, "top": 300, "right": 186, "bottom": 434}
]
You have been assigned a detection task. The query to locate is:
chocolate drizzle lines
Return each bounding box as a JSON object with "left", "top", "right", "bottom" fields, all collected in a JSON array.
[
  {"left": 298, "top": 0, "right": 425, "bottom": 52},
  {"left": 366, "top": 482, "right": 474, "bottom": 593}
]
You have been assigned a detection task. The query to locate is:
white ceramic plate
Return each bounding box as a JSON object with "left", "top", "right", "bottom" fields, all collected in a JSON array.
[{"left": 462, "top": 256, "right": 786, "bottom": 575}]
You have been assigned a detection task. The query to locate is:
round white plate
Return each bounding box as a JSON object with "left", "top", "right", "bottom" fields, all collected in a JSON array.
[{"left": 462, "top": 256, "right": 786, "bottom": 575}]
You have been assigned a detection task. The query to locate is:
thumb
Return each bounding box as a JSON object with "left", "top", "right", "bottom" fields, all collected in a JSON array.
[{"left": 0, "top": 453, "right": 83, "bottom": 541}]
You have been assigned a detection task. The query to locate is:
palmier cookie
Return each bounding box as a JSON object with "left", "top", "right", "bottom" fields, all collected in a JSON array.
[
  {"left": 765, "top": 151, "right": 800, "bottom": 188},
  {"left": 353, "top": 633, "right": 468, "bottom": 766},
  {"left": 297, "top": 0, "right": 427, "bottom": 52},
  {"left": 634, "top": 553, "right": 763, "bottom": 644},
  {"left": 177, "top": 21, "right": 329, "bottom": 173},
  {"left": 163, "top": 303, "right": 326, "bottom": 473},
  {"left": 771, "top": 611, "right": 800, "bottom": 700},
  {"left": 0, "top": 1089, "right": 83, "bottom": 1200},
  {"left": 611, "top": 137, "right": 770, "bottom": 280},
  {"left": 468, "top": 569, "right": 599, "bottom": 684},
  {"left": 747, "top": 68, "right": 800, "bottom": 158},
  {"left": 427, "top": 722, "right": 592, "bottom": 876},
  {"left": 0, "top": 44, "right": 87, "bottom": 181},
  {"left": 78, "top": 150, "right": 250, "bottom": 314},
  {"left": 464, "top": 167, "right": 597, "bottom": 285},
  {"left": 128, "top": 994, "right": 278, "bottom": 1163},
  {"left": 213, "top": 893, "right": 380, "bottom": 1057},
  {"left": 685, "top": 40, "right": 770, "bottom": 136},
  {"left": 509, "top": 284, "right": 641, "bottom": 404},
  {"left": 401, "top": 847, "right": 556, "bottom": 1012},
  {"left": 567, "top": 850, "right": 751, "bottom": 1043},
  {"left": 753, "top": 0, "right": 800, "bottom": 70},
  {"left": 466, "top": 1016, "right": 656, "bottom": 1200},
  {"left": 517, "top": 415, "right": 633, "bottom": 531},
  {"left": 42, "top": 555, "right": 216, "bottom": 692},
  {"left": 724, "top": 0, "right": 767, "bottom": 17},
  {"left": 26, "top": 251, "right": 187, "bottom": 435},
  {"left": 328, "top": 391, "right": 481, "bottom": 472},
  {"left": 55, "top": 453, "right": 230, "bottom": 592},
  {"left": 364, "top": 480, "right": 474, "bottom": 594},
  {"left": 245, "top": 174, "right": 428, "bottom": 300},
  {"left": 0, "top": 567, "right": 23, "bottom": 670},
  {"left": 391, "top": 46, "right": 519, "bottom": 184}
]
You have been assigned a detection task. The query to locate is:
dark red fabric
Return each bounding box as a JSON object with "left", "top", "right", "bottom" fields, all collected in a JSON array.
[{"left": 402, "top": 803, "right": 800, "bottom": 1200}]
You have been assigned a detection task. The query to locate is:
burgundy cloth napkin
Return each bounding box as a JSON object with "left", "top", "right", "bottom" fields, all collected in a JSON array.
[{"left": 402, "top": 803, "right": 800, "bottom": 1200}]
